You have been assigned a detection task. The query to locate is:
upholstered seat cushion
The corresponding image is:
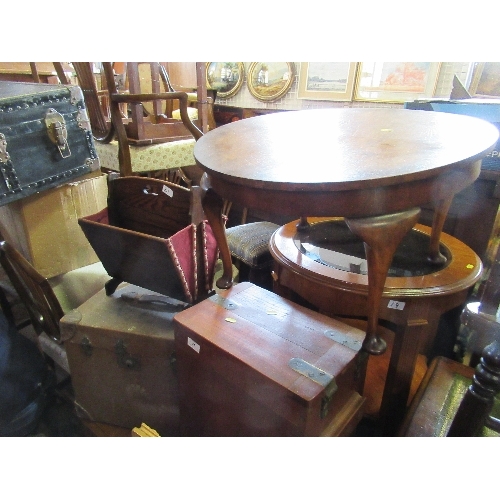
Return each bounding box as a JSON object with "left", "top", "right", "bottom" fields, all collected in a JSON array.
[
  {"left": 172, "top": 107, "right": 198, "bottom": 121},
  {"left": 48, "top": 261, "right": 110, "bottom": 314},
  {"left": 95, "top": 138, "right": 196, "bottom": 173},
  {"left": 225, "top": 221, "right": 280, "bottom": 269}
]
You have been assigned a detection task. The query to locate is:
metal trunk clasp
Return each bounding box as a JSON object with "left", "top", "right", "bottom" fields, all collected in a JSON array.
[{"left": 45, "top": 108, "right": 71, "bottom": 158}]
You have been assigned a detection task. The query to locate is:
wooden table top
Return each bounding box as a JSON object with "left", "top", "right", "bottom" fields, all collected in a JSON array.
[
  {"left": 195, "top": 108, "right": 498, "bottom": 188},
  {"left": 194, "top": 108, "right": 499, "bottom": 218}
]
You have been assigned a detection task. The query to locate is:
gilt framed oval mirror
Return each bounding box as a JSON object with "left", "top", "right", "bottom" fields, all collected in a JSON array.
[
  {"left": 206, "top": 62, "right": 245, "bottom": 99},
  {"left": 247, "top": 62, "right": 295, "bottom": 102}
]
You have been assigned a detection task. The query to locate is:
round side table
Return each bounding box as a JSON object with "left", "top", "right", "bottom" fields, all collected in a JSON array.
[{"left": 270, "top": 217, "right": 482, "bottom": 432}]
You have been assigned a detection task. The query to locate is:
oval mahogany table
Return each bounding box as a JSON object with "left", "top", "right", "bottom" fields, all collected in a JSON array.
[
  {"left": 269, "top": 217, "right": 483, "bottom": 432},
  {"left": 194, "top": 108, "right": 499, "bottom": 355}
]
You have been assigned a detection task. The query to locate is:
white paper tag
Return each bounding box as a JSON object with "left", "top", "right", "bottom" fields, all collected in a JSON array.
[
  {"left": 187, "top": 337, "right": 200, "bottom": 353},
  {"left": 162, "top": 185, "right": 174, "bottom": 197},
  {"left": 387, "top": 300, "right": 405, "bottom": 311}
]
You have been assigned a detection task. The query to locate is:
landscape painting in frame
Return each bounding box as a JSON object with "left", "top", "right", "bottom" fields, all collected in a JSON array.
[
  {"left": 355, "top": 62, "right": 441, "bottom": 102},
  {"left": 469, "top": 62, "right": 500, "bottom": 97},
  {"left": 298, "top": 62, "right": 358, "bottom": 100}
]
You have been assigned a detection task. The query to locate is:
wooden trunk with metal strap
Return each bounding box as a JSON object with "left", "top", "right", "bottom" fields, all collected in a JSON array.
[{"left": 173, "top": 282, "right": 367, "bottom": 437}]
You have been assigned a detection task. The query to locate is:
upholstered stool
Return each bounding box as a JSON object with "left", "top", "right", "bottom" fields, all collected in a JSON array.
[
  {"left": 270, "top": 217, "right": 483, "bottom": 434},
  {"left": 226, "top": 221, "right": 280, "bottom": 290}
]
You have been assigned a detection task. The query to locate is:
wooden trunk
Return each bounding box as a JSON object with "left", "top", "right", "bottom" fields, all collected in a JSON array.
[
  {"left": 0, "top": 81, "right": 100, "bottom": 206},
  {"left": 173, "top": 282, "right": 367, "bottom": 437},
  {"left": 59, "top": 284, "right": 186, "bottom": 436}
]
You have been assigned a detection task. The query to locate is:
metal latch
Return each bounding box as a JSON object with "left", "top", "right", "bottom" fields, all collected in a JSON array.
[
  {"left": 0, "top": 132, "right": 20, "bottom": 193},
  {"left": 115, "top": 339, "right": 140, "bottom": 369},
  {"left": 209, "top": 294, "right": 239, "bottom": 310},
  {"left": 80, "top": 336, "right": 93, "bottom": 357},
  {"left": 0, "top": 133, "right": 10, "bottom": 163},
  {"left": 288, "top": 358, "right": 338, "bottom": 419},
  {"left": 45, "top": 108, "right": 71, "bottom": 158},
  {"left": 324, "top": 329, "right": 363, "bottom": 351}
]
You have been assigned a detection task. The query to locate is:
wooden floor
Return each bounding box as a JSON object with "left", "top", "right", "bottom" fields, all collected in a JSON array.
[{"left": 363, "top": 326, "right": 427, "bottom": 418}]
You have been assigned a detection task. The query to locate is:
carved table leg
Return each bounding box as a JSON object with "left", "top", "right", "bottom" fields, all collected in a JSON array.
[
  {"left": 428, "top": 196, "right": 453, "bottom": 265},
  {"left": 201, "top": 175, "right": 233, "bottom": 289},
  {"left": 345, "top": 208, "right": 421, "bottom": 355}
]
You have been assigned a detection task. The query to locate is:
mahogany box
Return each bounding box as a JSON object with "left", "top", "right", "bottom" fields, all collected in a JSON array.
[{"left": 173, "top": 282, "right": 367, "bottom": 437}]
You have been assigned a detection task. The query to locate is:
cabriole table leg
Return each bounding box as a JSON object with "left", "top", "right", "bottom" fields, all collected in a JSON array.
[{"left": 345, "top": 207, "right": 421, "bottom": 355}]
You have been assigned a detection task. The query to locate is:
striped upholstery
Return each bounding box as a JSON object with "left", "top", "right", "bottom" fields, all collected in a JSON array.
[{"left": 226, "top": 221, "right": 279, "bottom": 269}]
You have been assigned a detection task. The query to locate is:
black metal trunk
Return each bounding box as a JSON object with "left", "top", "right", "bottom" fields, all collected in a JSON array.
[{"left": 0, "top": 81, "right": 99, "bottom": 206}]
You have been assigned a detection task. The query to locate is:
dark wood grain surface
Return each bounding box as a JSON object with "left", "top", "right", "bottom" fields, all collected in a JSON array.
[{"left": 194, "top": 108, "right": 498, "bottom": 211}]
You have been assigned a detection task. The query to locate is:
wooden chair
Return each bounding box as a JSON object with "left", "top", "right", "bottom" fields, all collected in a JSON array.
[
  {"left": 125, "top": 62, "right": 203, "bottom": 144},
  {"left": 0, "top": 233, "right": 110, "bottom": 373},
  {"left": 29, "top": 62, "right": 72, "bottom": 85},
  {"left": 0, "top": 237, "right": 64, "bottom": 343},
  {"left": 27, "top": 62, "right": 117, "bottom": 144},
  {"left": 400, "top": 340, "right": 500, "bottom": 436},
  {"left": 88, "top": 62, "right": 213, "bottom": 183},
  {"left": 72, "top": 62, "right": 115, "bottom": 143},
  {"left": 78, "top": 174, "right": 218, "bottom": 304}
]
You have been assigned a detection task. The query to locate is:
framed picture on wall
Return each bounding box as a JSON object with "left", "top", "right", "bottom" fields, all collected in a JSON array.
[
  {"left": 206, "top": 62, "right": 245, "bottom": 99},
  {"left": 354, "top": 62, "right": 441, "bottom": 102},
  {"left": 469, "top": 62, "right": 500, "bottom": 97},
  {"left": 298, "top": 62, "right": 358, "bottom": 101},
  {"left": 247, "top": 62, "right": 295, "bottom": 102}
]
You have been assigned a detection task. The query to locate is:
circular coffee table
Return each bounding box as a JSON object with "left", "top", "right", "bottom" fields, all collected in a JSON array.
[{"left": 269, "top": 217, "right": 483, "bottom": 430}]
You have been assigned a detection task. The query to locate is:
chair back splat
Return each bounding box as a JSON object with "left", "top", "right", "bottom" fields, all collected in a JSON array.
[
  {"left": 0, "top": 237, "right": 63, "bottom": 342},
  {"left": 72, "top": 62, "right": 115, "bottom": 143},
  {"left": 124, "top": 62, "right": 201, "bottom": 145}
]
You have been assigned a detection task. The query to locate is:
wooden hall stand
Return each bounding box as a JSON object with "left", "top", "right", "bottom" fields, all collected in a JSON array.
[{"left": 269, "top": 218, "right": 483, "bottom": 434}]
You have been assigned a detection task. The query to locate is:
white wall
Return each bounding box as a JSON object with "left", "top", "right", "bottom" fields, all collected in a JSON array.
[{"left": 215, "top": 62, "right": 471, "bottom": 110}]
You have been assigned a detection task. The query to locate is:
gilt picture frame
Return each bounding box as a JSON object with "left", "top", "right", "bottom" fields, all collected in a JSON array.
[
  {"left": 469, "top": 62, "right": 500, "bottom": 97},
  {"left": 354, "top": 62, "right": 441, "bottom": 102},
  {"left": 247, "top": 62, "right": 295, "bottom": 102},
  {"left": 206, "top": 62, "right": 245, "bottom": 99},
  {"left": 298, "top": 62, "right": 358, "bottom": 101}
]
